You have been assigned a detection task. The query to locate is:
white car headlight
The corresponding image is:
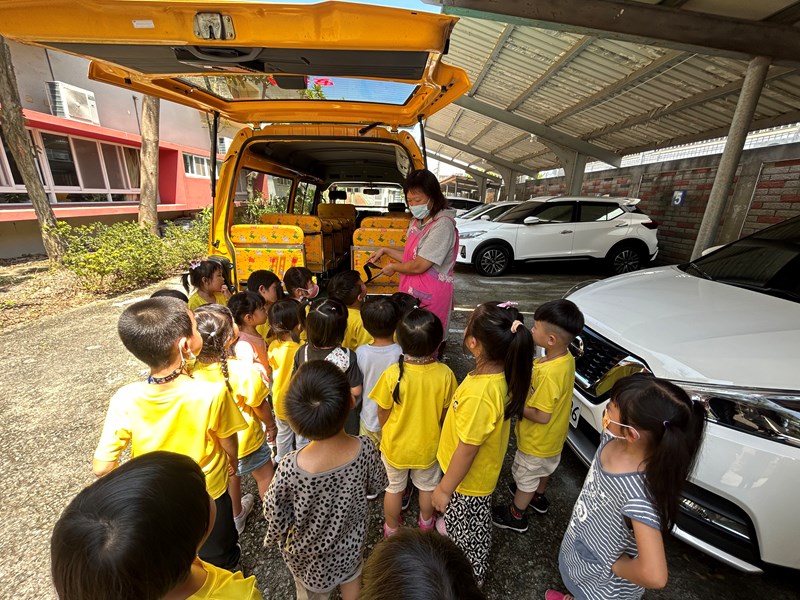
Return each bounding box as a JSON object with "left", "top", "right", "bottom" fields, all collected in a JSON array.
[
  {"left": 675, "top": 381, "right": 800, "bottom": 449},
  {"left": 460, "top": 230, "right": 487, "bottom": 240}
]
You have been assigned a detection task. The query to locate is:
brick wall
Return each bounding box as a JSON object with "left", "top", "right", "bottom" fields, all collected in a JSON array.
[
  {"left": 741, "top": 157, "right": 800, "bottom": 236},
  {"left": 517, "top": 143, "right": 800, "bottom": 264}
]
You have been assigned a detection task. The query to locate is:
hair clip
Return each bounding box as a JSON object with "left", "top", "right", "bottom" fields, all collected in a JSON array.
[
  {"left": 498, "top": 301, "right": 518, "bottom": 309},
  {"left": 188, "top": 259, "right": 202, "bottom": 270},
  {"left": 510, "top": 319, "right": 524, "bottom": 333},
  {"left": 663, "top": 420, "right": 670, "bottom": 428}
]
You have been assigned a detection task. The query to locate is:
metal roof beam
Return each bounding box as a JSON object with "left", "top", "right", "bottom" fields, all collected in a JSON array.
[
  {"left": 469, "top": 23, "right": 515, "bottom": 96},
  {"left": 425, "top": 0, "right": 800, "bottom": 65},
  {"left": 507, "top": 35, "right": 594, "bottom": 111},
  {"left": 468, "top": 121, "right": 496, "bottom": 146},
  {"left": 454, "top": 95, "right": 622, "bottom": 165},
  {"left": 490, "top": 133, "right": 529, "bottom": 156},
  {"left": 618, "top": 109, "right": 800, "bottom": 156},
  {"left": 426, "top": 131, "right": 539, "bottom": 177},
  {"left": 585, "top": 66, "right": 796, "bottom": 140},
  {"left": 427, "top": 150, "right": 502, "bottom": 181}
]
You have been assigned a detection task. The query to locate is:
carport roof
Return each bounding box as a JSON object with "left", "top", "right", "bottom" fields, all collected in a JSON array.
[{"left": 424, "top": 0, "right": 800, "bottom": 173}]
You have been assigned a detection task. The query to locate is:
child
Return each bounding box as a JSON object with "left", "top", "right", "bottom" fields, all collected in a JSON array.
[
  {"left": 547, "top": 374, "right": 706, "bottom": 600},
  {"left": 294, "top": 297, "right": 364, "bottom": 435},
  {"left": 355, "top": 297, "right": 402, "bottom": 448},
  {"left": 193, "top": 304, "right": 277, "bottom": 535},
  {"left": 360, "top": 529, "right": 485, "bottom": 600},
  {"left": 390, "top": 291, "right": 420, "bottom": 317},
  {"left": 432, "top": 301, "right": 534, "bottom": 586},
  {"left": 371, "top": 308, "right": 457, "bottom": 537},
  {"left": 151, "top": 288, "right": 189, "bottom": 302},
  {"left": 492, "top": 299, "right": 584, "bottom": 532},
  {"left": 92, "top": 297, "right": 246, "bottom": 570},
  {"left": 183, "top": 259, "right": 231, "bottom": 310},
  {"left": 328, "top": 269, "right": 373, "bottom": 351},
  {"left": 247, "top": 269, "right": 284, "bottom": 344},
  {"left": 264, "top": 361, "right": 388, "bottom": 600},
  {"left": 283, "top": 266, "right": 318, "bottom": 302},
  {"left": 52, "top": 451, "right": 263, "bottom": 600},
  {"left": 229, "top": 291, "right": 269, "bottom": 380},
  {"left": 268, "top": 298, "right": 305, "bottom": 463}
]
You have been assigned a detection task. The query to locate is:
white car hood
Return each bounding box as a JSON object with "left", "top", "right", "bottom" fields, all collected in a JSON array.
[
  {"left": 456, "top": 220, "right": 503, "bottom": 234},
  {"left": 568, "top": 266, "right": 800, "bottom": 390}
]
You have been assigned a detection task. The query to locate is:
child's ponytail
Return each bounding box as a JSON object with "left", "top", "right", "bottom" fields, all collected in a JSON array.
[
  {"left": 193, "top": 304, "right": 235, "bottom": 393},
  {"left": 392, "top": 355, "right": 405, "bottom": 404},
  {"left": 183, "top": 259, "right": 221, "bottom": 293},
  {"left": 613, "top": 374, "right": 707, "bottom": 532},
  {"left": 466, "top": 302, "right": 534, "bottom": 420}
]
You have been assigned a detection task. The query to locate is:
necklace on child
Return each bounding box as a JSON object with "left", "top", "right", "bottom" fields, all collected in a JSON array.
[
  {"left": 147, "top": 365, "right": 184, "bottom": 384},
  {"left": 403, "top": 354, "right": 436, "bottom": 365}
]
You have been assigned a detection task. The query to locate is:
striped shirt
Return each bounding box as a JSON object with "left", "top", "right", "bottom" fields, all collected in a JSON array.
[{"left": 559, "top": 435, "right": 661, "bottom": 600}]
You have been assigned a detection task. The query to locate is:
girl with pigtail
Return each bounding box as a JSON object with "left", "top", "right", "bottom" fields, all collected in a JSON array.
[
  {"left": 547, "top": 373, "right": 706, "bottom": 600},
  {"left": 370, "top": 308, "right": 458, "bottom": 538},
  {"left": 191, "top": 304, "right": 277, "bottom": 536},
  {"left": 432, "top": 301, "right": 534, "bottom": 586},
  {"left": 182, "top": 259, "right": 231, "bottom": 310}
]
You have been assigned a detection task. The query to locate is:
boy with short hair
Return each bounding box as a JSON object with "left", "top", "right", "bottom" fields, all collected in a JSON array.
[
  {"left": 491, "top": 299, "right": 584, "bottom": 533},
  {"left": 356, "top": 297, "right": 403, "bottom": 449},
  {"left": 328, "top": 269, "right": 373, "bottom": 351},
  {"left": 92, "top": 297, "right": 247, "bottom": 569}
]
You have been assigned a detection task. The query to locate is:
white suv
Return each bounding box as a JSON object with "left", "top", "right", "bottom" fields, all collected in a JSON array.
[
  {"left": 457, "top": 196, "right": 659, "bottom": 276},
  {"left": 564, "top": 215, "right": 800, "bottom": 573}
]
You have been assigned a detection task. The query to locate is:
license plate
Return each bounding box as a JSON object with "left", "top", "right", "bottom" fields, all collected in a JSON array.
[{"left": 569, "top": 397, "right": 581, "bottom": 428}]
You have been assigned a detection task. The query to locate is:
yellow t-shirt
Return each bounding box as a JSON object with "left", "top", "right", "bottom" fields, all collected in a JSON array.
[
  {"left": 188, "top": 291, "right": 228, "bottom": 310},
  {"left": 268, "top": 338, "right": 301, "bottom": 421},
  {"left": 516, "top": 353, "right": 576, "bottom": 458},
  {"left": 188, "top": 558, "right": 263, "bottom": 600},
  {"left": 256, "top": 322, "right": 276, "bottom": 348},
  {"left": 192, "top": 359, "right": 270, "bottom": 459},
  {"left": 372, "top": 361, "right": 457, "bottom": 469},
  {"left": 343, "top": 307, "right": 374, "bottom": 351},
  {"left": 93, "top": 378, "right": 246, "bottom": 499},
  {"left": 436, "top": 372, "right": 510, "bottom": 497}
]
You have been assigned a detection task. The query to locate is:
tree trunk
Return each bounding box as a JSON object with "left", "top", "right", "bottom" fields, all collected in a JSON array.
[
  {"left": 0, "top": 36, "right": 66, "bottom": 263},
  {"left": 138, "top": 94, "right": 160, "bottom": 234}
]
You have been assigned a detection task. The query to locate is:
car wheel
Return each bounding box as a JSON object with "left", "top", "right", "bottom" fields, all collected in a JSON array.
[
  {"left": 606, "top": 243, "right": 645, "bottom": 275},
  {"left": 474, "top": 245, "right": 511, "bottom": 276}
]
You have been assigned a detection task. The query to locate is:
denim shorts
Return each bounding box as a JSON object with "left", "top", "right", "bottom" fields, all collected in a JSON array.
[{"left": 237, "top": 439, "right": 272, "bottom": 476}]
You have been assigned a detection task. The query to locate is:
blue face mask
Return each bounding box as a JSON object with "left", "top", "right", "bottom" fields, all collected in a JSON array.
[{"left": 409, "top": 203, "right": 431, "bottom": 220}]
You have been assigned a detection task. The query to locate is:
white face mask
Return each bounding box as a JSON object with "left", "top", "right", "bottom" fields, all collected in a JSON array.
[
  {"left": 409, "top": 203, "right": 431, "bottom": 220},
  {"left": 602, "top": 409, "right": 640, "bottom": 441},
  {"left": 302, "top": 283, "right": 320, "bottom": 299}
]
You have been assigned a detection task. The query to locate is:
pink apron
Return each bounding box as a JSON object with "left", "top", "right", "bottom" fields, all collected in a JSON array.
[{"left": 398, "top": 215, "right": 459, "bottom": 331}]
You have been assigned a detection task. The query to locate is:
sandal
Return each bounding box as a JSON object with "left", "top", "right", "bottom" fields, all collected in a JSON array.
[{"left": 545, "top": 591, "right": 573, "bottom": 600}]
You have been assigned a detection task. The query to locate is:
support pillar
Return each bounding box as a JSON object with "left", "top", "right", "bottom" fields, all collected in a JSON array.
[
  {"left": 692, "top": 55, "right": 771, "bottom": 259},
  {"left": 497, "top": 168, "right": 515, "bottom": 201},
  {"left": 546, "top": 142, "right": 587, "bottom": 196},
  {"left": 716, "top": 160, "right": 763, "bottom": 245},
  {"left": 476, "top": 176, "right": 487, "bottom": 203}
]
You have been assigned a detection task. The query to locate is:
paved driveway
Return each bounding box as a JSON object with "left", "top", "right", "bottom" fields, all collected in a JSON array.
[{"left": 0, "top": 262, "right": 794, "bottom": 599}]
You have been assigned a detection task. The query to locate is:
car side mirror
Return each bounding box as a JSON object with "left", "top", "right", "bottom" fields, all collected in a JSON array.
[
  {"left": 480, "top": 214, "right": 491, "bottom": 220},
  {"left": 523, "top": 216, "right": 541, "bottom": 225}
]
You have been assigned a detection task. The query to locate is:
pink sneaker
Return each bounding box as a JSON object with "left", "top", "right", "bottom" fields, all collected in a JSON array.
[
  {"left": 383, "top": 523, "right": 398, "bottom": 538},
  {"left": 435, "top": 515, "right": 448, "bottom": 537},
  {"left": 418, "top": 515, "right": 435, "bottom": 531},
  {"left": 545, "top": 590, "right": 572, "bottom": 600}
]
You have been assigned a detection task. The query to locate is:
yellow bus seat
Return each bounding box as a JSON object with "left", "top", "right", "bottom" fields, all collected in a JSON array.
[
  {"left": 259, "top": 214, "right": 330, "bottom": 273},
  {"left": 230, "top": 224, "right": 306, "bottom": 282},
  {"left": 361, "top": 216, "right": 411, "bottom": 229}
]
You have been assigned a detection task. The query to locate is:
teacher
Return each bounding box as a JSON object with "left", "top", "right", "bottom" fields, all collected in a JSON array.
[{"left": 368, "top": 169, "right": 459, "bottom": 331}]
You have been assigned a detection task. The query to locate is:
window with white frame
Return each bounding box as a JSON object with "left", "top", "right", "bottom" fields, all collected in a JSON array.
[
  {"left": 182, "top": 153, "right": 221, "bottom": 179},
  {"left": 0, "top": 129, "right": 141, "bottom": 204}
]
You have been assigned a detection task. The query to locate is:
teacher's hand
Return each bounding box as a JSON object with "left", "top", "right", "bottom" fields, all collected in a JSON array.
[
  {"left": 367, "top": 248, "right": 385, "bottom": 264},
  {"left": 381, "top": 262, "right": 398, "bottom": 277}
]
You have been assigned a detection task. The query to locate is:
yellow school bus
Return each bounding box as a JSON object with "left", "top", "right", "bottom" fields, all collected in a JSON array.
[{"left": 1, "top": 0, "right": 470, "bottom": 291}]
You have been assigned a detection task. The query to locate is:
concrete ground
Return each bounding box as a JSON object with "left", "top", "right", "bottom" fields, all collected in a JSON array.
[{"left": 0, "top": 261, "right": 795, "bottom": 599}]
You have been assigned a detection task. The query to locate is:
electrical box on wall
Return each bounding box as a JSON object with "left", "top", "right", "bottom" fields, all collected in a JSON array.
[
  {"left": 672, "top": 190, "right": 687, "bottom": 206},
  {"left": 46, "top": 81, "right": 100, "bottom": 126}
]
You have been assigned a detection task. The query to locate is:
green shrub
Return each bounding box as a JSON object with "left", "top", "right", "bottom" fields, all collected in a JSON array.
[
  {"left": 235, "top": 191, "right": 288, "bottom": 224},
  {"left": 54, "top": 210, "right": 211, "bottom": 294}
]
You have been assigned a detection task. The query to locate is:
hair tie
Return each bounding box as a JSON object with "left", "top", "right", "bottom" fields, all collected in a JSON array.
[
  {"left": 663, "top": 420, "right": 670, "bottom": 429},
  {"left": 510, "top": 320, "right": 524, "bottom": 333},
  {"left": 498, "top": 301, "right": 518, "bottom": 309},
  {"left": 188, "top": 259, "right": 201, "bottom": 270}
]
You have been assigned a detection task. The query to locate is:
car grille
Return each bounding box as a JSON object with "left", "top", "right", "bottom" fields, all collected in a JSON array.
[{"left": 573, "top": 327, "right": 650, "bottom": 404}]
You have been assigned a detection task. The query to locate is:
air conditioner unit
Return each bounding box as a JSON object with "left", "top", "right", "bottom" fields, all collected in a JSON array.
[
  {"left": 46, "top": 81, "right": 100, "bottom": 126},
  {"left": 217, "top": 136, "right": 232, "bottom": 154}
]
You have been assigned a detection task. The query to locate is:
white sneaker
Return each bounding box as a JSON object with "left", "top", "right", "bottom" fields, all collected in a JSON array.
[{"left": 234, "top": 494, "right": 255, "bottom": 535}]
